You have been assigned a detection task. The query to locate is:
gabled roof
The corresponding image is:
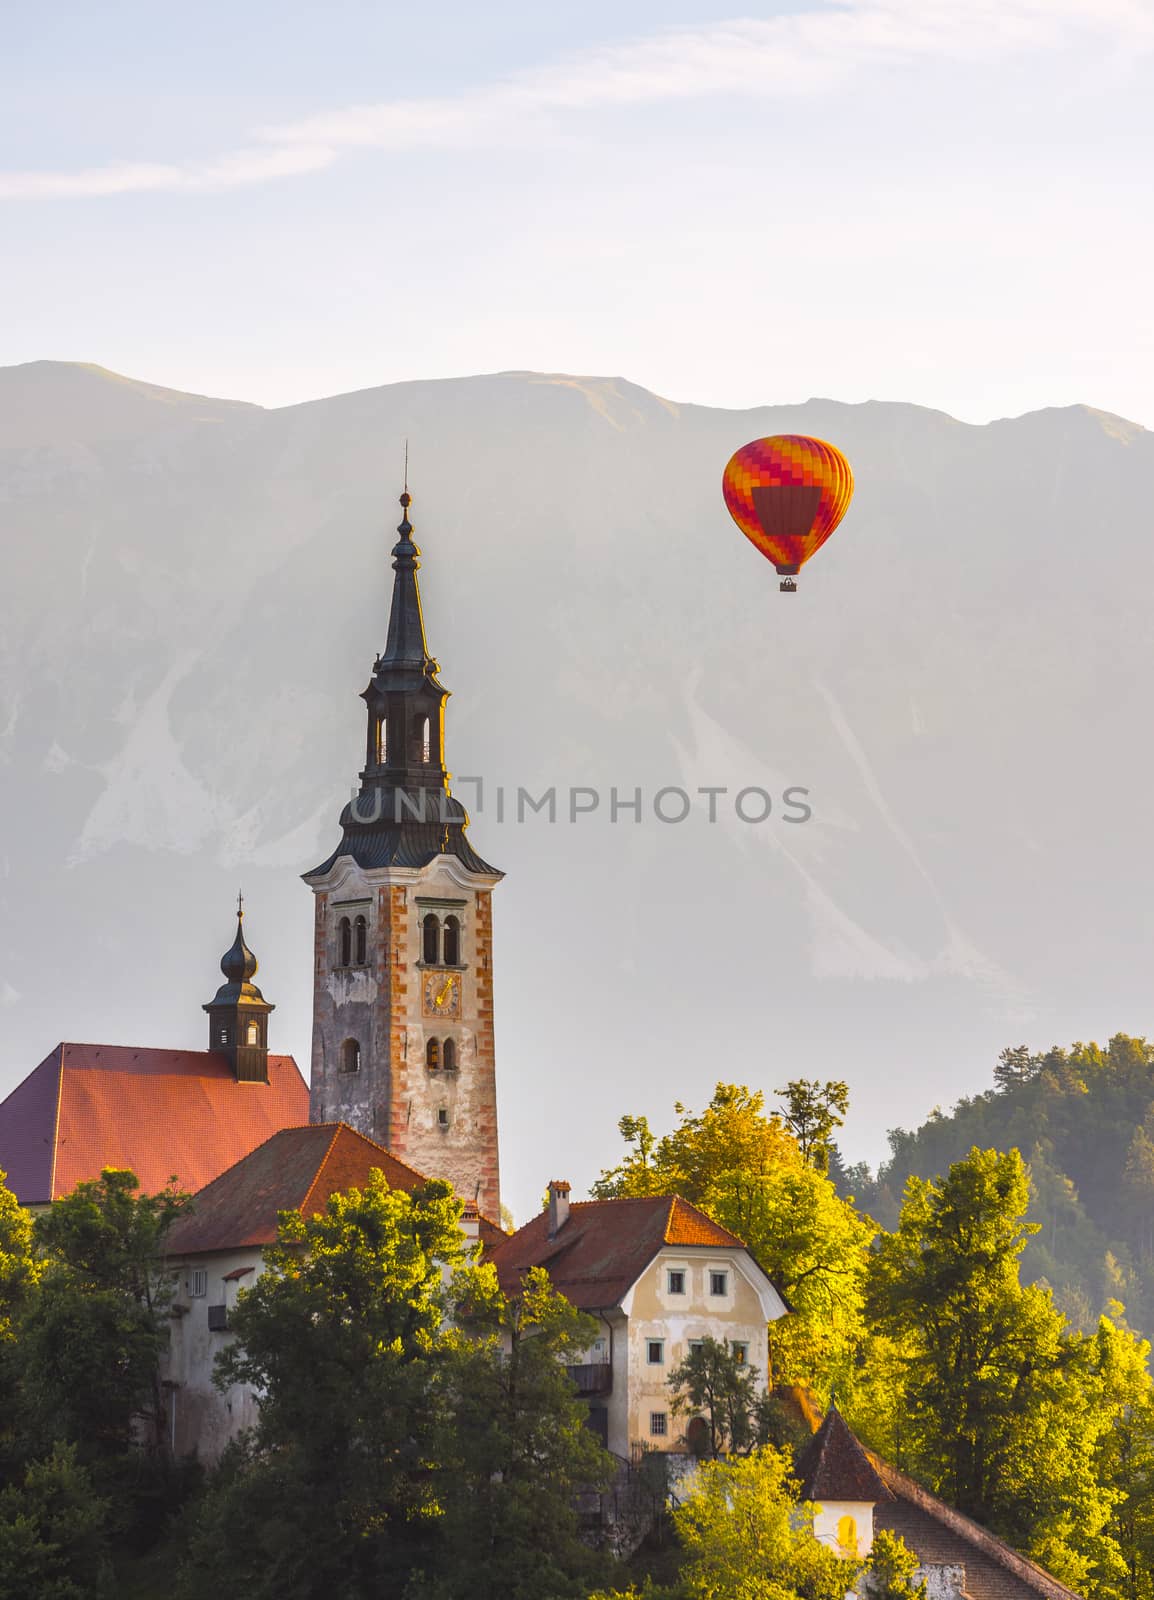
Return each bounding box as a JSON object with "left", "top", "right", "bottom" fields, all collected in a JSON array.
[
  {"left": 0, "top": 1043, "right": 309, "bottom": 1204},
  {"left": 796, "top": 1405, "right": 894, "bottom": 1505},
  {"left": 488, "top": 1194, "right": 757, "bottom": 1310},
  {"left": 163, "top": 1121, "right": 505, "bottom": 1256}
]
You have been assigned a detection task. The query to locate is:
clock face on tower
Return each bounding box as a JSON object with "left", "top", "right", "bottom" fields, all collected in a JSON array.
[{"left": 422, "top": 970, "right": 461, "bottom": 1019}]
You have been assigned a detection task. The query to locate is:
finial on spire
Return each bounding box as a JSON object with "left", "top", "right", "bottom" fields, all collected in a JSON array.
[{"left": 237, "top": 888, "right": 244, "bottom": 921}]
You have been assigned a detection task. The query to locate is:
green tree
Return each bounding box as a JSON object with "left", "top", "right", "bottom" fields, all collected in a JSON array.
[
  {"left": 994, "top": 1046, "right": 1040, "bottom": 1093},
  {"left": 866, "top": 1530, "right": 926, "bottom": 1600},
  {"left": 672, "top": 1446, "right": 853, "bottom": 1600},
  {"left": 0, "top": 1168, "right": 37, "bottom": 1343},
  {"left": 593, "top": 1086, "right": 796, "bottom": 1204},
  {"left": 185, "top": 1176, "right": 615, "bottom": 1600},
  {"left": 776, "top": 1080, "right": 849, "bottom": 1174},
  {"left": 866, "top": 1147, "right": 1126, "bottom": 1588},
  {"left": 705, "top": 1165, "right": 874, "bottom": 1396},
  {"left": 426, "top": 1266, "right": 613, "bottom": 1600},
  {"left": 18, "top": 1168, "right": 190, "bottom": 1468},
  {"left": 183, "top": 1171, "right": 467, "bottom": 1598},
  {"left": 0, "top": 1443, "right": 112, "bottom": 1600},
  {"left": 667, "top": 1336, "right": 771, "bottom": 1459}
]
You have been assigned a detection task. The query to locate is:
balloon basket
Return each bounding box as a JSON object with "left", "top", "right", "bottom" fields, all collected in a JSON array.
[{"left": 779, "top": 578, "right": 798, "bottom": 594}]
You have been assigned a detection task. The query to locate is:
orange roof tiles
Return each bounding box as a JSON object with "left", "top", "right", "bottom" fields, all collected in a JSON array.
[
  {"left": 488, "top": 1193, "right": 750, "bottom": 1310},
  {"left": 164, "top": 1122, "right": 506, "bottom": 1257},
  {"left": 0, "top": 1043, "right": 309, "bottom": 1203}
]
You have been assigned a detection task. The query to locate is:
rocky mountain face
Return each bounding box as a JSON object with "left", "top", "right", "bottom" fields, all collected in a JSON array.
[{"left": 1, "top": 360, "right": 1151, "bottom": 1220}]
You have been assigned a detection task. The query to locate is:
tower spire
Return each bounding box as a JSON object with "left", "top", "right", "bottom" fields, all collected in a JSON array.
[{"left": 204, "top": 899, "right": 274, "bottom": 1083}]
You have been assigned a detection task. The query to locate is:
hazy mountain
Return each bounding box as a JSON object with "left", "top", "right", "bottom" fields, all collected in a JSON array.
[{"left": 2, "top": 359, "right": 1152, "bottom": 1223}]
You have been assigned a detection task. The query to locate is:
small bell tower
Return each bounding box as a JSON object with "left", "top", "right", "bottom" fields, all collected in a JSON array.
[{"left": 203, "top": 895, "right": 275, "bottom": 1084}]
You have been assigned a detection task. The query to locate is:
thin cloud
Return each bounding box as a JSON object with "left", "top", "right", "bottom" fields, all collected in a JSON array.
[{"left": 2, "top": 0, "right": 1149, "bottom": 199}]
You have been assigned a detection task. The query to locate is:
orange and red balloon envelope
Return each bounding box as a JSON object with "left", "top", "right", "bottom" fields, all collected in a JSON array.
[{"left": 722, "top": 435, "right": 854, "bottom": 585}]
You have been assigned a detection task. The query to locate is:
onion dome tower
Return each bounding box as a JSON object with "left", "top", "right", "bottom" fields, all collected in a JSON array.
[{"left": 203, "top": 895, "right": 275, "bottom": 1084}]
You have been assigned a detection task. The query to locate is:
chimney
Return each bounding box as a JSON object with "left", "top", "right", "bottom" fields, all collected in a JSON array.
[{"left": 547, "top": 1180, "right": 571, "bottom": 1238}]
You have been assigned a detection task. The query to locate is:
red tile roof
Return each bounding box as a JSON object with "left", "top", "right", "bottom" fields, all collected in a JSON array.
[
  {"left": 164, "top": 1122, "right": 506, "bottom": 1257},
  {"left": 488, "top": 1194, "right": 750, "bottom": 1309},
  {"left": 0, "top": 1043, "right": 309, "bottom": 1203}
]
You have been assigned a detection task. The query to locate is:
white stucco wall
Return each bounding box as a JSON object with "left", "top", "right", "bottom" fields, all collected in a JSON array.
[
  {"left": 813, "top": 1499, "right": 876, "bottom": 1556},
  {"left": 164, "top": 1248, "right": 265, "bottom": 1463}
]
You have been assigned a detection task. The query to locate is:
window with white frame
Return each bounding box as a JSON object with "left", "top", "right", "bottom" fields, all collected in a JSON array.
[
  {"left": 709, "top": 1270, "right": 729, "bottom": 1296},
  {"left": 647, "top": 1339, "right": 665, "bottom": 1366},
  {"left": 666, "top": 1268, "right": 686, "bottom": 1295},
  {"left": 650, "top": 1412, "right": 668, "bottom": 1437},
  {"left": 190, "top": 1268, "right": 208, "bottom": 1298}
]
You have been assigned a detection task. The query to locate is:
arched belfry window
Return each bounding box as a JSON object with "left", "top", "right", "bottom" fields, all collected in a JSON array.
[
  {"left": 245, "top": 1020, "right": 260, "bottom": 1046},
  {"left": 442, "top": 1038, "right": 457, "bottom": 1073},
  {"left": 338, "top": 917, "right": 352, "bottom": 968},
  {"left": 443, "top": 915, "right": 460, "bottom": 966},
  {"left": 375, "top": 717, "right": 387, "bottom": 765},
  {"left": 421, "top": 716, "right": 431, "bottom": 763},
  {"left": 426, "top": 1038, "right": 441, "bottom": 1071},
  {"left": 341, "top": 1039, "right": 361, "bottom": 1074},
  {"left": 354, "top": 914, "right": 368, "bottom": 966},
  {"left": 422, "top": 913, "right": 440, "bottom": 966}
]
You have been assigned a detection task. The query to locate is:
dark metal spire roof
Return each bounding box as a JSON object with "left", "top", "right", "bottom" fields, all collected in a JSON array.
[
  {"left": 305, "top": 485, "right": 502, "bottom": 882},
  {"left": 378, "top": 490, "right": 438, "bottom": 675},
  {"left": 205, "top": 897, "right": 272, "bottom": 1009}
]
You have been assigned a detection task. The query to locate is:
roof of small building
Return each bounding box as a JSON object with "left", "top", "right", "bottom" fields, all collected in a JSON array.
[
  {"left": 488, "top": 1194, "right": 756, "bottom": 1310},
  {"left": 789, "top": 1402, "right": 1083, "bottom": 1600},
  {"left": 0, "top": 1043, "right": 309, "bottom": 1204},
  {"left": 871, "top": 1459, "right": 1083, "bottom": 1600},
  {"left": 796, "top": 1404, "right": 894, "bottom": 1505},
  {"left": 164, "top": 1121, "right": 505, "bottom": 1256}
]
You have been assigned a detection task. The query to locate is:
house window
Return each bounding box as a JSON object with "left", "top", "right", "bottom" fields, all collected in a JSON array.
[
  {"left": 341, "top": 1039, "right": 361, "bottom": 1074},
  {"left": 443, "top": 915, "right": 460, "bottom": 966},
  {"left": 354, "top": 914, "right": 368, "bottom": 966},
  {"left": 666, "top": 1269, "right": 686, "bottom": 1295},
  {"left": 426, "top": 1038, "right": 441, "bottom": 1071},
  {"left": 190, "top": 1268, "right": 208, "bottom": 1298},
  {"left": 422, "top": 913, "right": 440, "bottom": 965},
  {"left": 338, "top": 917, "right": 352, "bottom": 967},
  {"left": 650, "top": 1412, "right": 668, "bottom": 1437},
  {"left": 688, "top": 1339, "right": 704, "bottom": 1354},
  {"left": 731, "top": 1341, "right": 748, "bottom": 1366},
  {"left": 647, "top": 1339, "right": 665, "bottom": 1366},
  {"left": 442, "top": 1038, "right": 457, "bottom": 1072},
  {"left": 438, "top": 1107, "right": 450, "bottom": 1128},
  {"left": 709, "top": 1271, "right": 728, "bottom": 1297}
]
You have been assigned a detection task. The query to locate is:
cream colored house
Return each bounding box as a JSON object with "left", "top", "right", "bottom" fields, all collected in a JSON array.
[{"left": 489, "top": 1181, "right": 787, "bottom": 1460}]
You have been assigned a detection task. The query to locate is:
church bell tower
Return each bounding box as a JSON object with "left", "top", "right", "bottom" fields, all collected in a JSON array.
[{"left": 303, "top": 490, "right": 502, "bottom": 1218}]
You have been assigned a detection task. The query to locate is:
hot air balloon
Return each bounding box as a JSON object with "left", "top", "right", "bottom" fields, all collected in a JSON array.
[{"left": 722, "top": 435, "right": 854, "bottom": 592}]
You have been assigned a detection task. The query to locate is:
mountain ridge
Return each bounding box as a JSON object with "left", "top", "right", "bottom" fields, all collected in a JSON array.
[{"left": 2, "top": 359, "right": 1153, "bottom": 1222}]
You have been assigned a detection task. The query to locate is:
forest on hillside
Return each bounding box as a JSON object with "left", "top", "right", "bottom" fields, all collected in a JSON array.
[{"left": 840, "top": 1034, "right": 1154, "bottom": 1334}]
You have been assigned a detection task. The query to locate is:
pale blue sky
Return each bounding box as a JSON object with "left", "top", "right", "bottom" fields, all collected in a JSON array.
[{"left": 3, "top": 0, "right": 1153, "bottom": 421}]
